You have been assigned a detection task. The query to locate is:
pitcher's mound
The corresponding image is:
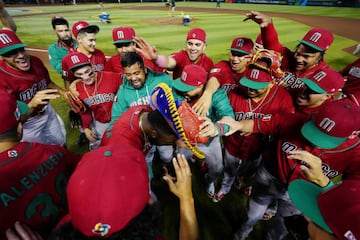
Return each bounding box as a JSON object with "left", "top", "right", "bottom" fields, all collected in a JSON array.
[{"left": 143, "top": 17, "right": 197, "bottom": 25}]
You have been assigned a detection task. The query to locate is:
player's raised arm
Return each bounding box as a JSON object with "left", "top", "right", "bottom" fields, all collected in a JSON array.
[{"left": 0, "top": 0, "right": 16, "bottom": 32}]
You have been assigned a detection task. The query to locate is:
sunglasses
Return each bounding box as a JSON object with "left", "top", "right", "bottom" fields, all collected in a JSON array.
[
  {"left": 231, "top": 51, "right": 247, "bottom": 57},
  {"left": 114, "top": 42, "right": 132, "bottom": 49}
]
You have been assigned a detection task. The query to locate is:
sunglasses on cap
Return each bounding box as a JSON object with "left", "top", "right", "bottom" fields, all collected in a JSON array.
[
  {"left": 231, "top": 51, "right": 248, "bottom": 57},
  {"left": 2, "top": 47, "right": 25, "bottom": 58},
  {"left": 114, "top": 42, "right": 132, "bottom": 49}
]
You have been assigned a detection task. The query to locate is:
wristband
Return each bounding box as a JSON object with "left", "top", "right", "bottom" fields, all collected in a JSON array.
[{"left": 154, "top": 55, "right": 167, "bottom": 68}]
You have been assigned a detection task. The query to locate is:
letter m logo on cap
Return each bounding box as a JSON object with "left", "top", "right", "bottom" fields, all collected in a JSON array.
[
  {"left": 236, "top": 39, "right": 245, "bottom": 47},
  {"left": 313, "top": 71, "right": 327, "bottom": 82},
  {"left": 71, "top": 55, "right": 81, "bottom": 64},
  {"left": 249, "top": 69, "right": 260, "bottom": 80},
  {"left": 117, "top": 31, "right": 124, "bottom": 40},
  {"left": 319, "top": 117, "right": 335, "bottom": 133},
  {"left": 309, "top": 32, "right": 322, "bottom": 43},
  {"left": 0, "top": 33, "right": 12, "bottom": 44}
]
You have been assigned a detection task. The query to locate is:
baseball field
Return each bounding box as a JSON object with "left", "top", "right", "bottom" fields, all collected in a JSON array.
[{"left": 6, "top": 2, "right": 360, "bottom": 239}]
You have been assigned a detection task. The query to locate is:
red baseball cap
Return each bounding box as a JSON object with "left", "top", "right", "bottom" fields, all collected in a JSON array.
[
  {"left": 62, "top": 52, "right": 91, "bottom": 72},
  {"left": 72, "top": 20, "right": 99, "bottom": 38},
  {"left": 299, "top": 27, "right": 334, "bottom": 52},
  {"left": 67, "top": 144, "right": 149, "bottom": 238},
  {"left": 301, "top": 100, "right": 360, "bottom": 148},
  {"left": 240, "top": 67, "right": 272, "bottom": 90},
  {"left": 289, "top": 179, "right": 360, "bottom": 240},
  {"left": 299, "top": 67, "right": 344, "bottom": 94},
  {"left": 186, "top": 28, "right": 206, "bottom": 43},
  {"left": 229, "top": 37, "right": 254, "bottom": 55},
  {"left": 0, "top": 29, "right": 27, "bottom": 56},
  {"left": 0, "top": 91, "right": 28, "bottom": 134},
  {"left": 173, "top": 64, "right": 207, "bottom": 92},
  {"left": 112, "top": 27, "right": 135, "bottom": 44}
]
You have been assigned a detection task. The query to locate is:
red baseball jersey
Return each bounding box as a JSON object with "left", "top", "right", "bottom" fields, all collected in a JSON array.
[
  {"left": 0, "top": 142, "right": 80, "bottom": 238},
  {"left": 261, "top": 23, "right": 331, "bottom": 91},
  {"left": 76, "top": 71, "right": 122, "bottom": 129},
  {"left": 339, "top": 58, "right": 360, "bottom": 104},
  {"left": 253, "top": 112, "right": 360, "bottom": 184},
  {"left": 104, "top": 53, "right": 166, "bottom": 74},
  {"left": 0, "top": 56, "right": 50, "bottom": 103},
  {"left": 101, "top": 105, "right": 152, "bottom": 154},
  {"left": 225, "top": 85, "right": 294, "bottom": 160},
  {"left": 208, "top": 60, "right": 245, "bottom": 94},
  {"left": 62, "top": 49, "right": 106, "bottom": 82},
  {"left": 170, "top": 50, "right": 214, "bottom": 79}
]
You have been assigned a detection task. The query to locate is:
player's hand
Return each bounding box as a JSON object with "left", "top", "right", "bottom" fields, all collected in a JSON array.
[
  {"left": 68, "top": 80, "right": 81, "bottom": 97},
  {"left": 192, "top": 91, "right": 211, "bottom": 117},
  {"left": 134, "top": 37, "right": 158, "bottom": 61},
  {"left": 243, "top": 11, "right": 272, "bottom": 28},
  {"left": 198, "top": 116, "right": 218, "bottom": 138},
  {"left": 6, "top": 221, "right": 43, "bottom": 240},
  {"left": 217, "top": 117, "right": 243, "bottom": 136},
  {"left": 287, "top": 150, "right": 329, "bottom": 187},
  {"left": 84, "top": 128, "right": 98, "bottom": 142},
  {"left": 28, "top": 89, "right": 60, "bottom": 110},
  {"left": 163, "top": 153, "right": 193, "bottom": 201},
  {"left": 69, "top": 110, "right": 82, "bottom": 128}
]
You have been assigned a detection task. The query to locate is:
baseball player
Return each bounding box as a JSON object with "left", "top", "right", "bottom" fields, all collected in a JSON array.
[
  {"left": 289, "top": 179, "right": 360, "bottom": 240},
  {"left": 0, "top": 91, "right": 80, "bottom": 238},
  {"left": 0, "top": 29, "right": 67, "bottom": 146},
  {"left": 244, "top": 11, "right": 336, "bottom": 93},
  {"left": 339, "top": 57, "right": 360, "bottom": 104},
  {"left": 49, "top": 145, "right": 199, "bottom": 240},
  {"left": 104, "top": 26, "right": 165, "bottom": 74},
  {"left": 216, "top": 95, "right": 360, "bottom": 239},
  {"left": 170, "top": 0, "right": 176, "bottom": 17},
  {"left": 172, "top": 64, "right": 234, "bottom": 199},
  {"left": 135, "top": 27, "right": 214, "bottom": 79},
  {"left": 213, "top": 66, "right": 294, "bottom": 203},
  {"left": 110, "top": 52, "right": 173, "bottom": 122},
  {"left": 48, "top": 16, "right": 77, "bottom": 75},
  {"left": 193, "top": 37, "right": 254, "bottom": 116},
  {"left": 63, "top": 52, "right": 121, "bottom": 150},
  {"left": 62, "top": 20, "right": 106, "bottom": 86}
]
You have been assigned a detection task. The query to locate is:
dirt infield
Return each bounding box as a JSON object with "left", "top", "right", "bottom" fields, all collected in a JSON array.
[{"left": 26, "top": 5, "right": 360, "bottom": 65}]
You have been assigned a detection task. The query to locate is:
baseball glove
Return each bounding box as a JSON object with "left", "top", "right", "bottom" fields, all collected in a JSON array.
[
  {"left": 150, "top": 83, "right": 206, "bottom": 160},
  {"left": 249, "top": 49, "right": 285, "bottom": 79},
  {"left": 64, "top": 91, "right": 86, "bottom": 114},
  {"left": 178, "top": 101, "right": 209, "bottom": 145}
]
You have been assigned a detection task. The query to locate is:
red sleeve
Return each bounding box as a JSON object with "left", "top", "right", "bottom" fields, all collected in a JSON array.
[
  {"left": 261, "top": 23, "right": 283, "bottom": 53},
  {"left": 81, "top": 110, "right": 93, "bottom": 129}
]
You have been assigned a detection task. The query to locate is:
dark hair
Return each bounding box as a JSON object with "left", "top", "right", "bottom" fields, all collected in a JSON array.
[
  {"left": 148, "top": 110, "right": 177, "bottom": 138},
  {"left": 51, "top": 18, "right": 69, "bottom": 29},
  {"left": 48, "top": 202, "right": 162, "bottom": 240},
  {"left": 0, "top": 126, "right": 20, "bottom": 141},
  {"left": 121, "top": 52, "right": 145, "bottom": 69},
  {"left": 71, "top": 63, "right": 92, "bottom": 74}
]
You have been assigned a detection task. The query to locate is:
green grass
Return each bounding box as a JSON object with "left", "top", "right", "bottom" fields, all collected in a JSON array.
[{"left": 4, "top": 3, "right": 359, "bottom": 239}]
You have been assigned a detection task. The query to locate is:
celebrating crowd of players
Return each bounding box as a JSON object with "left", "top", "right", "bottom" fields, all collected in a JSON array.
[{"left": 0, "top": 2, "right": 360, "bottom": 239}]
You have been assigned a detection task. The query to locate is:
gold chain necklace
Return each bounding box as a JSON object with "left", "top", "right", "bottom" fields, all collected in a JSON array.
[
  {"left": 138, "top": 112, "right": 151, "bottom": 152},
  {"left": 247, "top": 87, "right": 271, "bottom": 114}
]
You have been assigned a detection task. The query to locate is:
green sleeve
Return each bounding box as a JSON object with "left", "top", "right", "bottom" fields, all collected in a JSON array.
[
  {"left": 48, "top": 43, "right": 67, "bottom": 74},
  {"left": 111, "top": 87, "right": 129, "bottom": 123},
  {"left": 210, "top": 89, "right": 235, "bottom": 121}
]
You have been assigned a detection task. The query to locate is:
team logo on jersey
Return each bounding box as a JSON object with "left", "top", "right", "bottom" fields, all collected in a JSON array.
[
  {"left": 210, "top": 68, "right": 221, "bottom": 73},
  {"left": 8, "top": 150, "right": 18, "bottom": 158},
  {"left": 92, "top": 223, "right": 111, "bottom": 236}
]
